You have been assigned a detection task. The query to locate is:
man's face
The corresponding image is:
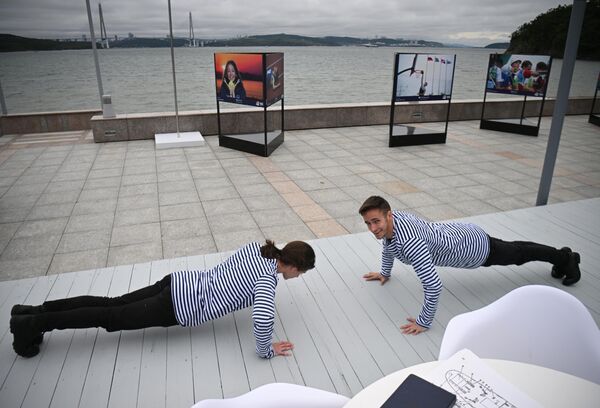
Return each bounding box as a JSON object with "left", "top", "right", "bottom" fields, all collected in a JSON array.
[{"left": 362, "top": 208, "right": 393, "bottom": 240}]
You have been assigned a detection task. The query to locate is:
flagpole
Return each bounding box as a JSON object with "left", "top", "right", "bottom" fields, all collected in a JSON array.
[
  {"left": 432, "top": 61, "right": 436, "bottom": 96},
  {"left": 437, "top": 59, "right": 440, "bottom": 95},
  {"left": 442, "top": 60, "right": 445, "bottom": 95},
  {"left": 424, "top": 56, "right": 429, "bottom": 88}
]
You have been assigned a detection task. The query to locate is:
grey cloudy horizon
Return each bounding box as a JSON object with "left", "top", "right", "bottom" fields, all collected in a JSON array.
[{"left": 0, "top": 0, "right": 568, "bottom": 46}]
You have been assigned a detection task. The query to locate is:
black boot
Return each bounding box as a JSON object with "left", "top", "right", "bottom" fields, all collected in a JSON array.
[
  {"left": 10, "top": 315, "right": 42, "bottom": 358},
  {"left": 562, "top": 251, "right": 581, "bottom": 286},
  {"left": 11, "top": 304, "right": 44, "bottom": 315},
  {"left": 551, "top": 247, "right": 572, "bottom": 279}
]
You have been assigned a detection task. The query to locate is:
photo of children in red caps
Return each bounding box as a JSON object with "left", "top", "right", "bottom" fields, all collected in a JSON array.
[{"left": 486, "top": 54, "right": 551, "bottom": 97}]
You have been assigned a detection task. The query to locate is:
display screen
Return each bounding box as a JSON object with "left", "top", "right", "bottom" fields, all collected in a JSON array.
[
  {"left": 265, "top": 53, "right": 284, "bottom": 106},
  {"left": 394, "top": 53, "right": 455, "bottom": 102},
  {"left": 485, "top": 53, "right": 552, "bottom": 97},
  {"left": 215, "top": 53, "right": 264, "bottom": 106}
]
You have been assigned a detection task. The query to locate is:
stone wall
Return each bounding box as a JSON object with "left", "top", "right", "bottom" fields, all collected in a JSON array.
[
  {"left": 0, "top": 98, "right": 593, "bottom": 140},
  {"left": 91, "top": 97, "right": 594, "bottom": 142},
  {"left": 0, "top": 109, "right": 101, "bottom": 136}
]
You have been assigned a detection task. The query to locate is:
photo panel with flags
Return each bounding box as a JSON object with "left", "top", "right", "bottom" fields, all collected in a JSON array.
[{"left": 394, "top": 53, "right": 455, "bottom": 102}]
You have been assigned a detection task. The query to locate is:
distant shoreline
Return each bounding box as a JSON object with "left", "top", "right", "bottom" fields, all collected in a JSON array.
[{"left": 0, "top": 33, "right": 506, "bottom": 53}]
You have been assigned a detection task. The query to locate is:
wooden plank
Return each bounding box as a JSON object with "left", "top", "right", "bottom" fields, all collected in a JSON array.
[
  {"left": 166, "top": 256, "right": 195, "bottom": 408},
  {"left": 464, "top": 212, "right": 600, "bottom": 323},
  {"left": 0, "top": 276, "right": 37, "bottom": 383},
  {"left": 509, "top": 209, "right": 600, "bottom": 291},
  {"left": 233, "top": 307, "right": 276, "bottom": 390},
  {"left": 272, "top": 275, "right": 337, "bottom": 394},
  {"left": 137, "top": 259, "right": 170, "bottom": 408},
  {"left": 0, "top": 278, "right": 37, "bottom": 344},
  {"left": 48, "top": 267, "right": 115, "bottom": 408},
  {"left": 0, "top": 199, "right": 598, "bottom": 407},
  {"left": 346, "top": 233, "right": 441, "bottom": 360},
  {"left": 187, "top": 254, "right": 223, "bottom": 402},
  {"left": 488, "top": 210, "right": 600, "bottom": 314},
  {"left": 322, "top": 236, "right": 426, "bottom": 369},
  {"left": 269, "top": 310, "right": 305, "bottom": 385},
  {"left": 22, "top": 270, "right": 94, "bottom": 408},
  {"left": 303, "top": 244, "right": 385, "bottom": 385},
  {"left": 107, "top": 262, "right": 151, "bottom": 408},
  {"left": 514, "top": 206, "right": 600, "bottom": 283},
  {"left": 209, "top": 252, "right": 250, "bottom": 398},
  {"left": 0, "top": 279, "right": 18, "bottom": 310},
  {"left": 285, "top": 270, "right": 363, "bottom": 396},
  {"left": 478, "top": 210, "right": 600, "bottom": 299},
  {"left": 79, "top": 265, "right": 131, "bottom": 408},
  {"left": 541, "top": 199, "right": 600, "bottom": 239},
  {"left": 0, "top": 275, "right": 57, "bottom": 407}
]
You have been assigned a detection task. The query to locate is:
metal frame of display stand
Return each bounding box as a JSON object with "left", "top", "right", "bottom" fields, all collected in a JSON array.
[
  {"left": 388, "top": 106, "right": 451, "bottom": 147},
  {"left": 216, "top": 53, "right": 284, "bottom": 157},
  {"left": 589, "top": 76, "right": 600, "bottom": 126},
  {"left": 480, "top": 57, "right": 553, "bottom": 137},
  {"left": 388, "top": 53, "right": 455, "bottom": 148},
  {"left": 480, "top": 94, "right": 547, "bottom": 137}
]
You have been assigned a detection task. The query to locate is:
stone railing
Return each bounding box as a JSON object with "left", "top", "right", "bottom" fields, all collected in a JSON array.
[
  {"left": 0, "top": 97, "right": 593, "bottom": 140},
  {"left": 0, "top": 109, "right": 101, "bottom": 136}
]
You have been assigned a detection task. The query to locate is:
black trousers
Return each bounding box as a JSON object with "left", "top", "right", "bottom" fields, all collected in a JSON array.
[
  {"left": 483, "top": 236, "right": 568, "bottom": 267},
  {"left": 38, "top": 275, "right": 178, "bottom": 332}
]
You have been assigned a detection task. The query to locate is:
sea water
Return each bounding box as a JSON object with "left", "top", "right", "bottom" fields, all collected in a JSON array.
[{"left": 1, "top": 46, "right": 599, "bottom": 115}]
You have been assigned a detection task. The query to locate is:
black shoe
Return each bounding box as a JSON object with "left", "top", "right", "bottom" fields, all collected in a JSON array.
[
  {"left": 10, "top": 315, "right": 42, "bottom": 358},
  {"left": 562, "top": 252, "right": 581, "bottom": 286},
  {"left": 11, "top": 304, "right": 44, "bottom": 315},
  {"left": 551, "top": 247, "right": 572, "bottom": 279}
]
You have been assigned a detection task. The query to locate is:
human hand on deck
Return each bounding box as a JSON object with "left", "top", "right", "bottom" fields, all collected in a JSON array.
[
  {"left": 400, "top": 317, "right": 427, "bottom": 335},
  {"left": 273, "top": 341, "right": 294, "bottom": 356},
  {"left": 363, "top": 272, "right": 389, "bottom": 285}
]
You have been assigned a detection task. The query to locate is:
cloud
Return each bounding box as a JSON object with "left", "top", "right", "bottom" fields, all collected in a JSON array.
[{"left": 0, "top": 0, "right": 568, "bottom": 46}]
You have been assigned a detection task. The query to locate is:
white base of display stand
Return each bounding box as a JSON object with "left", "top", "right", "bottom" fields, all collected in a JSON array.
[{"left": 155, "top": 131, "right": 205, "bottom": 149}]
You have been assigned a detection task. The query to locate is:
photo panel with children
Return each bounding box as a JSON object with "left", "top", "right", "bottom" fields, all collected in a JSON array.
[
  {"left": 486, "top": 54, "right": 551, "bottom": 98},
  {"left": 394, "top": 53, "right": 455, "bottom": 102}
]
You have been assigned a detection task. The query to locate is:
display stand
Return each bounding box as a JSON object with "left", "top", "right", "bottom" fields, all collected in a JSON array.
[
  {"left": 215, "top": 53, "right": 284, "bottom": 157},
  {"left": 389, "top": 53, "right": 455, "bottom": 147},
  {"left": 480, "top": 93, "right": 547, "bottom": 137},
  {"left": 480, "top": 54, "right": 552, "bottom": 137},
  {"left": 589, "top": 73, "right": 600, "bottom": 126},
  {"left": 389, "top": 103, "right": 452, "bottom": 147}
]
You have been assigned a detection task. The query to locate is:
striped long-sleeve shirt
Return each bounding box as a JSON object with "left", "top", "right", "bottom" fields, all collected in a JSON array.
[
  {"left": 170, "top": 242, "right": 278, "bottom": 359},
  {"left": 381, "top": 211, "right": 490, "bottom": 328}
]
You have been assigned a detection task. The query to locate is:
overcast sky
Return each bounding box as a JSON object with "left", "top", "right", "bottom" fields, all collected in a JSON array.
[{"left": 0, "top": 0, "right": 569, "bottom": 46}]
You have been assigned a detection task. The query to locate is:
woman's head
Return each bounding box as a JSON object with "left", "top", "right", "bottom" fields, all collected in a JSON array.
[
  {"left": 224, "top": 60, "right": 240, "bottom": 82},
  {"left": 261, "top": 240, "right": 316, "bottom": 278}
]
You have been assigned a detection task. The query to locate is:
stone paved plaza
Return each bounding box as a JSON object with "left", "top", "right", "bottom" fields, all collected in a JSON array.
[{"left": 0, "top": 116, "right": 598, "bottom": 280}]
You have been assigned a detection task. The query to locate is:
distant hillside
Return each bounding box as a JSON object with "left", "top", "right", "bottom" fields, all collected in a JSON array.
[
  {"left": 508, "top": 0, "right": 600, "bottom": 60},
  {"left": 0, "top": 33, "right": 444, "bottom": 52},
  {"left": 0, "top": 34, "right": 91, "bottom": 52},
  {"left": 111, "top": 37, "right": 188, "bottom": 48},
  {"left": 485, "top": 42, "right": 509, "bottom": 49},
  {"left": 208, "top": 34, "right": 444, "bottom": 47}
]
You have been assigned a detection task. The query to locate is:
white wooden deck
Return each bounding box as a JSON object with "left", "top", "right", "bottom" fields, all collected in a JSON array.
[{"left": 0, "top": 198, "right": 598, "bottom": 407}]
